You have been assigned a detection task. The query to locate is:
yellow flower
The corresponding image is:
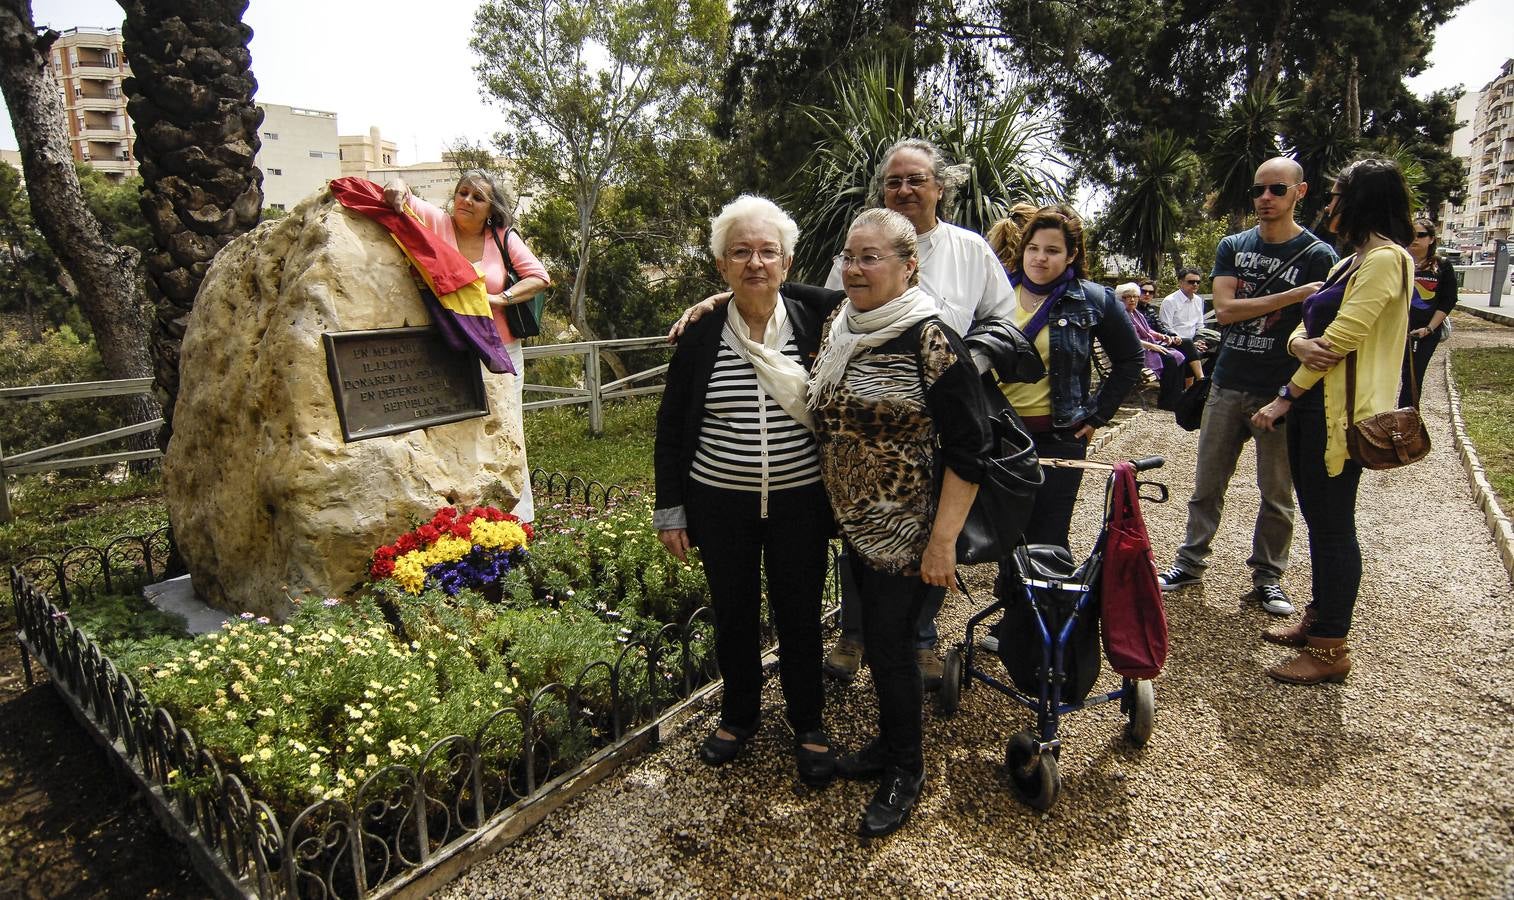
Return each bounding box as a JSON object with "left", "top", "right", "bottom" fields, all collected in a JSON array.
[
  {"left": 257, "top": 748, "right": 272, "bottom": 761},
  {"left": 366, "top": 754, "right": 379, "bottom": 766},
  {"left": 309, "top": 762, "right": 321, "bottom": 777}
]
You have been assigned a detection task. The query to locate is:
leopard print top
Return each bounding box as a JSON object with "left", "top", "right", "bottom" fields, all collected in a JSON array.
[{"left": 814, "top": 320, "right": 962, "bottom": 574}]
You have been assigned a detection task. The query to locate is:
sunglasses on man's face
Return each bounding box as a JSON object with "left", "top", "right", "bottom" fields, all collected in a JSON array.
[{"left": 1249, "top": 182, "right": 1297, "bottom": 199}]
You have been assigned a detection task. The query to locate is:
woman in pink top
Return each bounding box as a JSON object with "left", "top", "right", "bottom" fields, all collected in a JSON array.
[{"left": 383, "top": 169, "right": 552, "bottom": 521}]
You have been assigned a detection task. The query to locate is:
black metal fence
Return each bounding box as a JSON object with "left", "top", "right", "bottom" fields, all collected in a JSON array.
[{"left": 7, "top": 474, "right": 784, "bottom": 898}]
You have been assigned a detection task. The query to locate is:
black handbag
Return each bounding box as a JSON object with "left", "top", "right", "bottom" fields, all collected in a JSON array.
[
  {"left": 955, "top": 401, "right": 1044, "bottom": 565},
  {"left": 1173, "top": 376, "right": 1210, "bottom": 432},
  {"left": 490, "top": 227, "right": 544, "bottom": 339}
]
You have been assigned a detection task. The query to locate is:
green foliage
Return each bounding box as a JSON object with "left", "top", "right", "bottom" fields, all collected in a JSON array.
[
  {"left": 76, "top": 167, "right": 152, "bottom": 256},
  {"left": 66, "top": 590, "right": 188, "bottom": 652},
  {"left": 0, "top": 470, "right": 166, "bottom": 567},
  {"left": 0, "top": 161, "right": 77, "bottom": 337},
  {"left": 789, "top": 57, "right": 1064, "bottom": 280},
  {"left": 522, "top": 395, "right": 659, "bottom": 489},
  {"left": 1103, "top": 131, "right": 1202, "bottom": 278},
  {"left": 1204, "top": 85, "right": 1295, "bottom": 225},
  {"left": 1451, "top": 345, "right": 1514, "bottom": 507},
  {"left": 0, "top": 327, "right": 132, "bottom": 456},
  {"left": 471, "top": 0, "right": 730, "bottom": 340}
]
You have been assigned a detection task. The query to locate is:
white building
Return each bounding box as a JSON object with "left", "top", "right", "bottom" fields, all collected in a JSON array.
[
  {"left": 47, "top": 27, "right": 135, "bottom": 181},
  {"left": 1440, "top": 59, "right": 1514, "bottom": 261},
  {"left": 254, "top": 103, "right": 341, "bottom": 212}
]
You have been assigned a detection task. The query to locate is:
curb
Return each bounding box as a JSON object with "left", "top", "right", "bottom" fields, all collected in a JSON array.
[
  {"left": 1455, "top": 303, "right": 1514, "bottom": 328},
  {"left": 1442, "top": 351, "right": 1514, "bottom": 586},
  {"left": 1089, "top": 406, "right": 1145, "bottom": 457}
]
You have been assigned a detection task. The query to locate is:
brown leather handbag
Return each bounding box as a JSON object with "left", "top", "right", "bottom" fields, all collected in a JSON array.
[{"left": 1344, "top": 346, "right": 1430, "bottom": 471}]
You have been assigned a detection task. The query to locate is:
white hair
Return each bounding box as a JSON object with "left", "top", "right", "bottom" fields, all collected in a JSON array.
[
  {"left": 1115, "top": 281, "right": 1141, "bottom": 299},
  {"left": 708, "top": 194, "right": 800, "bottom": 259},
  {"left": 848, "top": 207, "right": 920, "bottom": 287}
]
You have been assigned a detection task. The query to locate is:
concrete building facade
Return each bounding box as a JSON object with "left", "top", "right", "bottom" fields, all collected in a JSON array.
[
  {"left": 364, "top": 153, "right": 530, "bottom": 217},
  {"left": 338, "top": 127, "right": 398, "bottom": 180},
  {"left": 47, "top": 27, "right": 136, "bottom": 181},
  {"left": 1441, "top": 59, "right": 1514, "bottom": 262},
  {"left": 254, "top": 103, "right": 341, "bottom": 212}
]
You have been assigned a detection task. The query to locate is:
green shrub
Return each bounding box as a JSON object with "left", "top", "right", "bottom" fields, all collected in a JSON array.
[{"left": 0, "top": 327, "right": 127, "bottom": 456}]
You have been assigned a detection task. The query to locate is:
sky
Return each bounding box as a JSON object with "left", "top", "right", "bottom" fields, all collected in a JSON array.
[{"left": 2, "top": 0, "right": 1512, "bottom": 158}]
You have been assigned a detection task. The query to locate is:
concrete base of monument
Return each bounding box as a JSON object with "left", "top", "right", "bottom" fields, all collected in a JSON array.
[{"left": 142, "top": 575, "right": 230, "bottom": 636}]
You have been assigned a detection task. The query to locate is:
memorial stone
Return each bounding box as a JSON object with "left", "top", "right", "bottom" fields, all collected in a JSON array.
[{"left": 162, "top": 187, "right": 528, "bottom": 619}]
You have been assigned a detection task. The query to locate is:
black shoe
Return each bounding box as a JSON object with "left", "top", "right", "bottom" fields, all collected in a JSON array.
[
  {"left": 697, "top": 722, "right": 754, "bottom": 766},
  {"left": 835, "top": 737, "right": 887, "bottom": 781},
  {"left": 794, "top": 730, "right": 836, "bottom": 787},
  {"left": 859, "top": 766, "right": 924, "bottom": 837}
]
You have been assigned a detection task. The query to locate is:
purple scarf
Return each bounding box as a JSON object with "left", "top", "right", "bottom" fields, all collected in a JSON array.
[
  {"left": 1008, "top": 268, "right": 1077, "bottom": 339},
  {"left": 1302, "top": 255, "right": 1353, "bottom": 338}
]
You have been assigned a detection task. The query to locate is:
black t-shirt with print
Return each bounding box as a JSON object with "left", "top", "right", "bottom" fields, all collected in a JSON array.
[{"left": 1209, "top": 226, "right": 1338, "bottom": 395}]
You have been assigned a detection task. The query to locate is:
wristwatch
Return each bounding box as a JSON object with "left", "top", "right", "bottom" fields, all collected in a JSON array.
[
  {"left": 1277, "top": 384, "right": 1294, "bottom": 401},
  {"left": 502, "top": 288, "right": 516, "bottom": 304}
]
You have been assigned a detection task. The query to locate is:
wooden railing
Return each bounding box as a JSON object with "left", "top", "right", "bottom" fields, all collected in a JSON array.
[
  {"left": 0, "top": 336, "right": 673, "bottom": 520},
  {"left": 0, "top": 377, "right": 161, "bottom": 521}
]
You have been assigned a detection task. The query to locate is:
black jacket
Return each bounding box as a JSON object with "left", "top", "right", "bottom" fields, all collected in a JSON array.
[{"left": 653, "top": 295, "right": 825, "bottom": 518}]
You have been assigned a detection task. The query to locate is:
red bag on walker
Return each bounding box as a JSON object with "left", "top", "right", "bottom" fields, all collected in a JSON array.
[{"left": 1099, "top": 462, "right": 1168, "bottom": 678}]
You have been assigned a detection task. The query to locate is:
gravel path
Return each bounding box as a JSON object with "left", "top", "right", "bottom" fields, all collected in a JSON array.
[{"left": 444, "top": 313, "right": 1514, "bottom": 899}]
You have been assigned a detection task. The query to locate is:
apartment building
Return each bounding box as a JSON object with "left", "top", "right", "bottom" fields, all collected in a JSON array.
[
  {"left": 364, "top": 152, "right": 530, "bottom": 216},
  {"left": 47, "top": 27, "right": 136, "bottom": 181},
  {"left": 255, "top": 103, "right": 342, "bottom": 212},
  {"left": 1441, "top": 58, "right": 1514, "bottom": 261},
  {"left": 339, "top": 127, "right": 398, "bottom": 180}
]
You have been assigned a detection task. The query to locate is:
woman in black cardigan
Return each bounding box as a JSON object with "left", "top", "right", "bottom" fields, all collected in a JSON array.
[
  {"left": 1401, "top": 217, "right": 1458, "bottom": 407},
  {"left": 653, "top": 195, "right": 835, "bottom": 786}
]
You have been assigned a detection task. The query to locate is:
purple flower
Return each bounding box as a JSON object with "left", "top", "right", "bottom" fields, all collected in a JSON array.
[
  {"left": 256, "top": 616, "right": 271, "bottom": 624},
  {"left": 322, "top": 598, "right": 341, "bottom": 608},
  {"left": 240, "top": 612, "right": 255, "bottom": 620}
]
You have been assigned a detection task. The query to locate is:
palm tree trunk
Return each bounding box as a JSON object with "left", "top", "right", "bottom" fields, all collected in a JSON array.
[{"left": 119, "top": 0, "right": 263, "bottom": 448}]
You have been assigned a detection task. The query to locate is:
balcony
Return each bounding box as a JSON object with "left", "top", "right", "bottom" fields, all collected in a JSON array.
[
  {"left": 70, "top": 62, "right": 120, "bottom": 77},
  {"left": 79, "top": 126, "right": 127, "bottom": 141},
  {"left": 74, "top": 95, "right": 123, "bottom": 111}
]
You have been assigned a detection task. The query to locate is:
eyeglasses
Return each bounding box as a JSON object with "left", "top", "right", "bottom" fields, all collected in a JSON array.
[
  {"left": 1140, "top": 289, "right": 1155, "bottom": 295},
  {"left": 1183, "top": 279, "right": 1201, "bottom": 286},
  {"left": 1415, "top": 230, "right": 1433, "bottom": 238},
  {"left": 835, "top": 252, "right": 904, "bottom": 270},
  {"left": 725, "top": 247, "right": 784, "bottom": 264},
  {"left": 883, "top": 174, "right": 933, "bottom": 192},
  {"left": 1249, "top": 183, "right": 1299, "bottom": 198}
]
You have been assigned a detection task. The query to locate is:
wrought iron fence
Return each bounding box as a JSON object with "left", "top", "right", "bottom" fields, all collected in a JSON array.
[{"left": 7, "top": 478, "right": 778, "bottom": 899}]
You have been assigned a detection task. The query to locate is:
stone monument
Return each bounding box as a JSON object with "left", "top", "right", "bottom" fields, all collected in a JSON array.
[{"left": 162, "top": 187, "right": 528, "bottom": 619}]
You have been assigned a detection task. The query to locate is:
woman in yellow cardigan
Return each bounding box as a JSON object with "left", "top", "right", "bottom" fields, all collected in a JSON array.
[{"left": 1250, "top": 158, "right": 1414, "bottom": 685}]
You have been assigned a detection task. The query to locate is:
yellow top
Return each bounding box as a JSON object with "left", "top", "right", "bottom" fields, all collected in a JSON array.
[
  {"left": 1000, "top": 287, "right": 1052, "bottom": 418},
  {"left": 1287, "top": 244, "right": 1412, "bottom": 476}
]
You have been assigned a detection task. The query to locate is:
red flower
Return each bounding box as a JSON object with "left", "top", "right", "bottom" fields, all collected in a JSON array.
[
  {"left": 521, "top": 523, "right": 535, "bottom": 541},
  {"left": 482, "top": 508, "right": 506, "bottom": 522},
  {"left": 448, "top": 521, "right": 472, "bottom": 539},
  {"left": 415, "top": 524, "right": 440, "bottom": 544},
  {"left": 395, "top": 532, "right": 420, "bottom": 554},
  {"left": 369, "top": 558, "right": 394, "bottom": 579},
  {"left": 373, "top": 545, "right": 397, "bottom": 561}
]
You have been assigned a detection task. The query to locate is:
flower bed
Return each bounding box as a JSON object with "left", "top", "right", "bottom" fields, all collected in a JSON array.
[{"left": 9, "top": 481, "right": 754, "bottom": 898}]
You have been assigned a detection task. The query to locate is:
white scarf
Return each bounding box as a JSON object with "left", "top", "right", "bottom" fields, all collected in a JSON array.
[
  {"left": 808, "top": 285, "right": 937, "bottom": 407},
  {"left": 722, "top": 295, "right": 815, "bottom": 431}
]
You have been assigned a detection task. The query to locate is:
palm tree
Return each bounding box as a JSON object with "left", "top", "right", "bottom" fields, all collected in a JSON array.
[
  {"left": 788, "top": 57, "right": 1064, "bottom": 280},
  {"left": 119, "top": 0, "right": 263, "bottom": 445},
  {"left": 1102, "top": 131, "right": 1200, "bottom": 279},
  {"left": 1203, "top": 84, "right": 1294, "bottom": 229}
]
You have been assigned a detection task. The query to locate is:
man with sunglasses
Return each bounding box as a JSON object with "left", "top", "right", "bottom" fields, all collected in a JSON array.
[
  {"left": 1158, "top": 268, "right": 1207, "bottom": 341},
  {"left": 1157, "top": 157, "right": 1336, "bottom": 618}
]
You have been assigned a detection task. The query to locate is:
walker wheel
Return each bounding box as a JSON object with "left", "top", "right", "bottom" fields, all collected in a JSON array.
[
  {"left": 1005, "top": 730, "right": 1061, "bottom": 810},
  {"left": 1125, "top": 679, "right": 1155, "bottom": 747},
  {"left": 935, "top": 648, "right": 963, "bottom": 718}
]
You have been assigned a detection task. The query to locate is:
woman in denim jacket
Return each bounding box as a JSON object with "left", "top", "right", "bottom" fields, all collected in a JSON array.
[{"left": 997, "top": 205, "right": 1143, "bottom": 549}]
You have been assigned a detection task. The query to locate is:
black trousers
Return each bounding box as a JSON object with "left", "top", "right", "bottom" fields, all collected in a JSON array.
[
  {"left": 847, "top": 547, "right": 928, "bottom": 774},
  {"left": 1287, "top": 402, "right": 1363, "bottom": 639},
  {"left": 686, "top": 480, "right": 831, "bottom": 734},
  {"left": 1400, "top": 331, "right": 1441, "bottom": 408},
  {"left": 1021, "top": 429, "right": 1089, "bottom": 550}
]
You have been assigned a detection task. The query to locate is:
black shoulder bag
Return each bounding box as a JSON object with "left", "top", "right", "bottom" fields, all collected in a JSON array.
[{"left": 489, "top": 227, "right": 544, "bottom": 339}]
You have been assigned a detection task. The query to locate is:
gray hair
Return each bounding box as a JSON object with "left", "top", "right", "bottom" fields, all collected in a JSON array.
[
  {"left": 455, "top": 169, "right": 516, "bottom": 231},
  {"left": 708, "top": 194, "right": 800, "bottom": 259},
  {"left": 1115, "top": 281, "right": 1141, "bottom": 299},
  {"left": 848, "top": 207, "right": 920, "bottom": 287},
  {"left": 868, "top": 138, "right": 968, "bottom": 219}
]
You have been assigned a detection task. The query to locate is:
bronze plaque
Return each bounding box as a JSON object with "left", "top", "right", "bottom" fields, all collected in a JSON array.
[{"left": 323, "top": 326, "right": 490, "bottom": 442}]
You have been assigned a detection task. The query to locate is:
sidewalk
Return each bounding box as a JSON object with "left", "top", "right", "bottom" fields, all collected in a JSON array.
[{"left": 1457, "top": 291, "right": 1514, "bottom": 327}]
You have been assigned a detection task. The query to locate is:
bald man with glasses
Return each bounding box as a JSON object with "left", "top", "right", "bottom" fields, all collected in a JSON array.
[{"left": 1156, "top": 157, "right": 1337, "bottom": 619}]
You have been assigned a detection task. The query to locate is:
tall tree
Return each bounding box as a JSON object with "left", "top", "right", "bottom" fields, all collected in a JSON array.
[
  {"left": 0, "top": 160, "right": 70, "bottom": 339},
  {"left": 1103, "top": 130, "right": 1201, "bottom": 278},
  {"left": 119, "top": 0, "right": 263, "bottom": 444},
  {"left": 471, "top": 0, "right": 728, "bottom": 361},
  {"left": 0, "top": 1, "right": 159, "bottom": 437},
  {"left": 1203, "top": 85, "right": 1293, "bottom": 228}
]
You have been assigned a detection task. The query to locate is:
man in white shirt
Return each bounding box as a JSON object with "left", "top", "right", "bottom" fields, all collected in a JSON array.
[{"left": 1158, "top": 267, "right": 1207, "bottom": 340}]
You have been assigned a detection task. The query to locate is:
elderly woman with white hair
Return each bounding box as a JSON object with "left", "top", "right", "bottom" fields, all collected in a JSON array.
[{"left": 653, "top": 195, "right": 835, "bottom": 786}]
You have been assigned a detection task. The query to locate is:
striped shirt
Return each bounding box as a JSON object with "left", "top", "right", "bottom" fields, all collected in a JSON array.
[{"left": 690, "top": 335, "right": 821, "bottom": 510}]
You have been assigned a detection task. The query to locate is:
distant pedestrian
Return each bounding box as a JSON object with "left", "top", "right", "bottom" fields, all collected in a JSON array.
[
  {"left": 1156, "top": 157, "right": 1337, "bottom": 616},
  {"left": 1401, "top": 217, "right": 1457, "bottom": 407},
  {"left": 1250, "top": 158, "right": 1415, "bottom": 684},
  {"left": 1158, "top": 268, "right": 1207, "bottom": 341}
]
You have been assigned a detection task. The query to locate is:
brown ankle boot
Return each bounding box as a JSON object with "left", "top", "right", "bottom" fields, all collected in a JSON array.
[
  {"left": 1261, "top": 605, "right": 1317, "bottom": 648},
  {"left": 1266, "top": 636, "right": 1351, "bottom": 684}
]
